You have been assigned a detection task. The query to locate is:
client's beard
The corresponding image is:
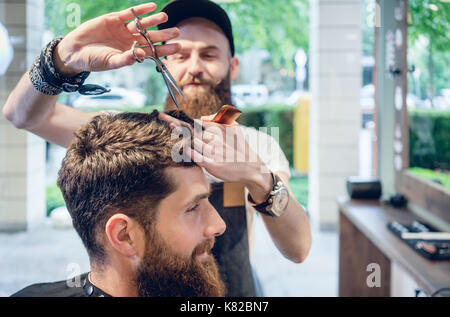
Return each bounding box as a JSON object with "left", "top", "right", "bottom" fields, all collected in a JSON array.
[
  {"left": 164, "top": 71, "right": 233, "bottom": 119},
  {"left": 136, "top": 227, "right": 226, "bottom": 297}
]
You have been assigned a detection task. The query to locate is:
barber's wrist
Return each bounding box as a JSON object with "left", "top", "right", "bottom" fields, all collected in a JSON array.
[
  {"left": 53, "top": 42, "right": 83, "bottom": 77},
  {"left": 29, "top": 38, "right": 109, "bottom": 96},
  {"left": 244, "top": 168, "right": 273, "bottom": 205}
]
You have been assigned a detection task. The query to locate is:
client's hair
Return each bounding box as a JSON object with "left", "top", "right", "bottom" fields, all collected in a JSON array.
[{"left": 57, "top": 110, "right": 194, "bottom": 265}]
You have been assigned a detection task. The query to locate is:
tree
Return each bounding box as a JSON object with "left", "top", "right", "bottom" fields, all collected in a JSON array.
[
  {"left": 362, "top": 0, "right": 376, "bottom": 57},
  {"left": 221, "top": 0, "right": 309, "bottom": 71},
  {"left": 408, "top": 0, "right": 450, "bottom": 101},
  {"left": 45, "top": 0, "right": 309, "bottom": 72}
]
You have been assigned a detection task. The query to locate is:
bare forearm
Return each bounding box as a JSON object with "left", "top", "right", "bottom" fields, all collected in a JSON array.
[
  {"left": 260, "top": 195, "right": 312, "bottom": 263},
  {"left": 2, "top": 39, "right": 81, "bottom": 130},
  {"left": 246, "top": 171, "right": 312, "bottom": 263},
  {"left": 2, "top": 71, "right": 58, "bottom": 130},
  {"left": 2, "top": 70, "right": 95, "bottom": 148}
]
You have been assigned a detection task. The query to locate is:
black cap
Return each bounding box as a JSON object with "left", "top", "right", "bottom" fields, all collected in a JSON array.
[{"left": 158, "top": 0, "right": 235, "bottom": 56}]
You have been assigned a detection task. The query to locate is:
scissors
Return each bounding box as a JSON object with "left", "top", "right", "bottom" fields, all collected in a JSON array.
[{"left": 130, "top": 8, "right": 185, "bottom": 110}]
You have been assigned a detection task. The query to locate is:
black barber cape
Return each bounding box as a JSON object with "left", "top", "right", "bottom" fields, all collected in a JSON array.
[{"left": 11, "top": 272, "right": 111, "bottom": 297}]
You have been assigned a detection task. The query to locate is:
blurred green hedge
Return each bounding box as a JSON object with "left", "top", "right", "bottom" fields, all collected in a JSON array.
[
  {"left": 408, "top": 167, "right": 450, "bottom": 190},
  {"left": 409, "top": 109, "right": 450, "bottom": 170},
  {"left": 238, "top": 104, "right": 296, "bottom": 166},
  {"left": 239, "top": 105, "right": 450, "bottom": 171},
  {"left": 46, "top": 183, "right": 65, "bottom": 216}
]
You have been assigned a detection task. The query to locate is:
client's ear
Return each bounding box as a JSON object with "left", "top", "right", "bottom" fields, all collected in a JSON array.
[{"left": 105, "top": 214, "right": 144, "bottom": 258}]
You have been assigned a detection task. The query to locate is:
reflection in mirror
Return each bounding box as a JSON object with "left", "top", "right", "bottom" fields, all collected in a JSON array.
[{"left": 407, "top": 0, "right": 450, "bottom": 191}]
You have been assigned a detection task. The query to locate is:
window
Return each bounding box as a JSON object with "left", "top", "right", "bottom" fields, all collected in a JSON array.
[{"left": 396, "top": 0, "right": 450, "bottom": 222}]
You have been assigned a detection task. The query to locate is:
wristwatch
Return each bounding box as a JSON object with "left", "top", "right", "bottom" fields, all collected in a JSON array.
[{"left": 248, "top": 172, "right": 289, "bottom": 217}]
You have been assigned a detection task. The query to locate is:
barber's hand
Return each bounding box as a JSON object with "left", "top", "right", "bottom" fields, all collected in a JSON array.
[
  {"left": 159, "top": 112, "right": 273, "bottom": 204},
  {"left": 54, "top": 2, "right": 180, "bottom": 76}
]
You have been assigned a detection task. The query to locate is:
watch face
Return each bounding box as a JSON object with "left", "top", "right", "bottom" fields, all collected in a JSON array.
[{"left": 272, "top": 188, "right": 289, "bottom": 216}]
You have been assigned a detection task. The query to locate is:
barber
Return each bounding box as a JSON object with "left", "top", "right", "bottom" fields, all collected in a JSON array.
[{"left": 3, "top": 1, "right": 312, "bottom": 297}]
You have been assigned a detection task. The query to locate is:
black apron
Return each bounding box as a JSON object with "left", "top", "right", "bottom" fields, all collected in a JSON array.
[{"left": 210, "top": 182, "right": 256, "bottom": 297}]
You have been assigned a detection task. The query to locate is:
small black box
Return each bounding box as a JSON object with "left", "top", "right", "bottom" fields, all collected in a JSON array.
[{"left": 346, "top": 177, "right": 382, "bottom": 200}]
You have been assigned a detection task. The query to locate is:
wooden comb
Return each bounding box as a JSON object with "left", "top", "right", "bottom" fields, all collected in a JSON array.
[{"left": 211, "top": 105, "right": 242, "bottom": 125}]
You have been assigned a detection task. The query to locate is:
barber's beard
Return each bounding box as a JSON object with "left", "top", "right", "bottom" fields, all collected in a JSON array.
[
  {"left": 136, "top": 227, "right": 226, "bottom": 297},
  {"left": 164, "top": 72, "right": 233, "bottom": 119}
]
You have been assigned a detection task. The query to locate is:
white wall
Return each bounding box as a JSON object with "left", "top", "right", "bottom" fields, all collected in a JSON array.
[
  {"left": 390, "top": 261, "right": 425, "bottom": 297},
  {"left": 0, "top": 0, "right": 46, "bottom": 232},
  {"left": 309, "top": 0, "right": 362, "bottom": 230}
]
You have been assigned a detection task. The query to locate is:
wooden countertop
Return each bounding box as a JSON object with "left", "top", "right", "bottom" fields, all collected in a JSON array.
[{"left": 338, "top": 197, "right": 450, "bottom": 296}]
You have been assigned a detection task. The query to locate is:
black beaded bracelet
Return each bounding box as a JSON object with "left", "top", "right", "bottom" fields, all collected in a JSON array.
[{"left": 29, "top": 38, "right": 110, "bottom": 96}]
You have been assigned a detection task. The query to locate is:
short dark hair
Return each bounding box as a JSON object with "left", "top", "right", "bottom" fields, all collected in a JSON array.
[{"left": 57, "top": 110, "right": 195, "bottom": 264}]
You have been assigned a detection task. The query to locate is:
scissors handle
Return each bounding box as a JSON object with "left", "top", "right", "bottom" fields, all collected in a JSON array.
[{"left": 129, "top": 8, "right": 184, "bottom": 110}]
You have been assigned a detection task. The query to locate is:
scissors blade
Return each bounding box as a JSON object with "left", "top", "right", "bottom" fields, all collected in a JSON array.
[
  {"left": 159, "top": 63, "right": 185, "bottom": 100},
  {"left": 162, "top": 72, "right": 180, "bottom": 110}
]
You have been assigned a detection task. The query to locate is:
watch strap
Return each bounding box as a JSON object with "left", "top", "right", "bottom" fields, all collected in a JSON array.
[{"left": 247, "top": 172, "right": 277, "bottom": 216}]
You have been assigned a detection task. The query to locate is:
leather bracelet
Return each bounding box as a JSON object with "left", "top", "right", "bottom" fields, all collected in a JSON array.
[
  {"left": 29, "top": 38, "right": 110, "bottom": 96},
  {"left": 247, "top": 171, "right": 276, "bottom": 216}
]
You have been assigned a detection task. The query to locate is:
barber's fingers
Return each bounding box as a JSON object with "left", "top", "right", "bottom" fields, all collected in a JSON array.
[
  {"left": 158, "top": 112, "right": 184, "bottom": 127},
  {"left": 201, "top": 128, "right": 227, "bottom": 146},
  {"left": 194, "top": 118, "right": 239, "bottom": 129},
  {"left": 158, "top": 112, "right": 197, "bottom": 138},
  {"left": 104, "top": 43, "right": 175, "bottom": 69},
  {"left": 116, "top": 2, "right": 157, "bottom": 22},
  {"left": 115, "top": 42, "right": 180, "bottom": 68},
  {"left": 132, "top": 28, "right": 179, "bottom": 47},
  {"left": 200, "top": 114, "right": 215, "bottom": 121},
  {"left": 186, "top": 146, "right": 215, "bottom": 166},
  {"left": 130, "top": 34, "right": 180, "bottom": 55},
  {"left": 150, "top": 42, "right": 180, "bottom": 57},
  {"left": 193, "top": 138, "right": 215, "bottom": 158},
  {"left": 200, "top": 112, "right": 240, "bottom": 127},
  {"left": 106, "top": 50, "right": 141, "bottom": 69},
  {"left": 126, "top": 12, "right": 170, "bottom": 34}
]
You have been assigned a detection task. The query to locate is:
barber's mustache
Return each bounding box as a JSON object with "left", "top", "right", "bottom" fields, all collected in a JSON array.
[{"left": 179, "top": 76, "right": 222, "bottom": 88}]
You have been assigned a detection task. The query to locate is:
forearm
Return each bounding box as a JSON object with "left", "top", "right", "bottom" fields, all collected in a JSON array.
[
  {"left": 2, "top": 71, "right": 59, "bottom": 130},
  {"left": 260, "top": 195, "right": 312, "bottom": 263},
  {"left": 246, "top": 171, "right": 312, "bottom": 263},
  {"left": 3, "top": 70, "right": 96, "bottom": 148},
  {"left": 2, "top": 38, "right": 85, "bottom": 130}
]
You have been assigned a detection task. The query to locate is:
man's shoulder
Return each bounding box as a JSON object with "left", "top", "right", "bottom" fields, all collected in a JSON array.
[
  {"left": 240, "top": 125, "right": 291, "bottom": 177},
  {"left": 240, "top": 124, "right": 274, "bottom": 140},
  {"left": 10, "top": 273, "right": 89, "bottom": 297},
  {"left": 240, "top": 124, "right": 284, "bottom": 149}
]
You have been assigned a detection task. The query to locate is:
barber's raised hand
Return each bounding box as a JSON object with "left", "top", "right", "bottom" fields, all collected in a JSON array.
[
  {"left": 159, "top": 112, "right": 273, "bottom": 203},
  {"left": 54, "top": 2, "right": 180, "bottom": 76}
]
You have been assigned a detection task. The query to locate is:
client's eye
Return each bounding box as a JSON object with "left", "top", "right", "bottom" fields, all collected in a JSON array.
[{"left": 187, "top": 203, "right": 200, "bottom": 213}]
